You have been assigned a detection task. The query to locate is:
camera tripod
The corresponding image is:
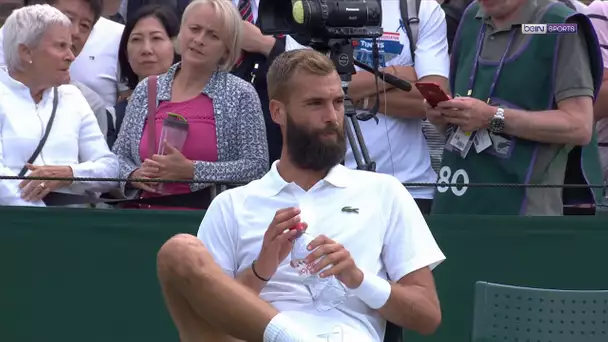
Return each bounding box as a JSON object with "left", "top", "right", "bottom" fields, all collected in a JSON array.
[{"left": 309, "top": 37, "right": 413, "bottom": 172}]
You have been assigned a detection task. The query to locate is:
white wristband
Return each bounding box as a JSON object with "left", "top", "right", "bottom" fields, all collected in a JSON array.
[{"left": 350, "top": 272, "right": 392, "bottom": 309}]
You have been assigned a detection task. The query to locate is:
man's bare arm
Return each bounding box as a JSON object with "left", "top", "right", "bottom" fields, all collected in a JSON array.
[
  {"left": 377, "top": 267, "right": 441, "bottom": 335},
  {"left": 369, "top": 75, "right": 449, "bottom": 119},
  {"left": 348, "top": 66, "right": 402, "bottom": 101},
  {"left": 236, "top": 267, "right": 268, "bottom": 295},
  {"left": 594, "top": 69, "right": 608, "bottom": 120},
  {"left": 499, "top": 95, "right": 594, "bottom": 146}
]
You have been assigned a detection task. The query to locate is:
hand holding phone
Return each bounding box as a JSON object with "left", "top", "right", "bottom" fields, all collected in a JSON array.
[{"left": 415, "top": 82, "right": 451, "bottom": 108}]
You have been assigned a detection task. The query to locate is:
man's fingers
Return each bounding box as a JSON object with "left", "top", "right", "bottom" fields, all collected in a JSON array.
[
  {"left": 269, "top": 207, "right": 300, "bottom": 233},
  {"left": 274, "top": 207, "right": 298, "bottom": 217},
  {"left": 274, "top": 215, "right": 303, "bottom": 235},
  {"left": 444, "top": 117, "right": 468, "bottom": 127},
  {"left": 307, "top": 234, "right": 332, "bottom": 251},
  {"left": 274, "top": 207, "right": 300, "bottom": 221},
  {"left": 277, "top": 228, "right": 299, "bottom": 245},
  {"left": 320, "top": 257, "right": 352, "bottom": 278},
  {"left": 438, "top": 107, "right": 461, "bottom": 117},
  {"left": 305, "top": 243, "right": 340, "bottom": 264}
]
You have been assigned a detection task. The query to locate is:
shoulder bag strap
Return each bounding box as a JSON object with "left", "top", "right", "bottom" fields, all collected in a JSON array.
[
  {"left": 147, "top": 76, "right": 158, "bottom": 159},
  {"left": 18, "top": 87, "right": 59, "bottom": 177},
  {"left": 401, "top": 0, "right": 421, "bottom": 61}
]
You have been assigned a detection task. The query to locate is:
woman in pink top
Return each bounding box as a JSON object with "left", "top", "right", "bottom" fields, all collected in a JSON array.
[{"left": 112, "top": 0, "right": 268, "bottom": 210}]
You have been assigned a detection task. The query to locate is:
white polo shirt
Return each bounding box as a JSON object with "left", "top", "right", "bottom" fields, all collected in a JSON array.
[
  {"left": 197, "top": 161, "right": 445, "bottom": 341},
  {"left": 69, "top": 17, "right": 126, "bottom": 108},
  {"left": 347, "top": 0, "right": 450, "bottom": 199}
]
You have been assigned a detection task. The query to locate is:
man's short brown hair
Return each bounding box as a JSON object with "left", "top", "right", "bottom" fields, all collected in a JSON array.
[{"left": 267, "top": 49, "right": 337, "bottom": 103}]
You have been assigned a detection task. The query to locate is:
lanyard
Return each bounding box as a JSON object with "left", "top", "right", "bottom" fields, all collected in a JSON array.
[{"left": 467, "top": 24, "right": 517, "bottom": 103}]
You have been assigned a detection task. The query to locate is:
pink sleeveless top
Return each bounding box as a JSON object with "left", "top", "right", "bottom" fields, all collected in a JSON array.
[{"left": 138, "top": 94, "right": 218, "bottom": 210}]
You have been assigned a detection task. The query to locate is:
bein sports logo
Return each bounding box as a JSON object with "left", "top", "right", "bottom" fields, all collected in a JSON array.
[{"left": 522, "top": 23, "right": 577, "bottom": 34}]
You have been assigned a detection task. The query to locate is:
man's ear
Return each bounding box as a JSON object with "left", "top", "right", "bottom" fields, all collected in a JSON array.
[{"left": 269, "top": 99, "right": 286, "bottom": 126}]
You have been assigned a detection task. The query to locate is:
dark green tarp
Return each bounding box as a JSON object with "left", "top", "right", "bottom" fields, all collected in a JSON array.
[{"left": 0, "top": 207, "right": 606, "bottom": 342}]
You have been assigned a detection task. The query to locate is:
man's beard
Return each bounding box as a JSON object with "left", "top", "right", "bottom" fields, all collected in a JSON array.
[{"left": 285, "top": 114, "right": 346, "bottom": 171}]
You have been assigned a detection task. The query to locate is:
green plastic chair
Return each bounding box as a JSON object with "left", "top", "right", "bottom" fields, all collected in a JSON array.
[{"left": 472, "top": 281, "right": 608, "bottom": 342}]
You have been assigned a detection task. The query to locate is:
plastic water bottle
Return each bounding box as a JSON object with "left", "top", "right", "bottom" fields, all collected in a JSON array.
[{"left": 289, "top": 224, "right": 348, "bottom": 311}]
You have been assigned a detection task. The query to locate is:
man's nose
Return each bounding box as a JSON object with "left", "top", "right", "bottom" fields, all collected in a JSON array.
[
  {"left": 323, "top": 103, "right": 340, "bottom": 123},
  {"left": 70, "top": 24, "right": 80, "bottom": 38}
]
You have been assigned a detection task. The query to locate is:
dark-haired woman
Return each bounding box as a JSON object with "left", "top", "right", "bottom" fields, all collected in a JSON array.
[{"left": 107, "top": 4, "right": 180, "bottom": 148}]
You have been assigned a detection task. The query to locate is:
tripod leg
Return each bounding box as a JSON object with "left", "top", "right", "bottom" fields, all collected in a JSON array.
[
  {"left": 345, "top": 117, "right": 364, "bottom": 168},
  {"left": 343, "top": 96, "right": 376, "bottom": 172},
  {"left": 349, "top": 115, "right": 375, "bottom": 172}
]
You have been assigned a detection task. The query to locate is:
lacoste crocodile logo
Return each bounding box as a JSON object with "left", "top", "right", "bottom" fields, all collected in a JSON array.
[{"left": 341, "top": 206, "right": 359, "bottom": 214}]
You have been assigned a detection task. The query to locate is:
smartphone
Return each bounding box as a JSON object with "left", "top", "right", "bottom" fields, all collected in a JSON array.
[{"left": 415, "top": 82, "right": 451, "bottom": 108}]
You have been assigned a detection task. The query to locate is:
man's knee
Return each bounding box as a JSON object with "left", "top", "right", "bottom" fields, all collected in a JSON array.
[{"left": 157, "top": 234, "right": 213, "bottom": 280}]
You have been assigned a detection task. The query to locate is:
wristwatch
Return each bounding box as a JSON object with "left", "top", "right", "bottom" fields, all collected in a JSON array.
[{"left": 489, "top": 107, "right": 505, "bottom": 134}]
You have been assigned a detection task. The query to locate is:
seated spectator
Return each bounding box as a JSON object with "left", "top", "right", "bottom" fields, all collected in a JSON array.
[
  {"left": 0, "top": 5, "right": 118, "bottom": 207},
  {"left": 5, "top": 0, "right": 127, "bottom": 111},
  {"left": 112, "top": 0, "right": 268, "bottom": 210},
  {"left": 1, "top": 0, "right": 110, "bottom": 139},
  {"left": 106, "top": 4, "right": 180, "bottom": 148}
]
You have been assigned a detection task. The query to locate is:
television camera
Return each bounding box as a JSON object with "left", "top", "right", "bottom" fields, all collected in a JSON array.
[{"left": 258, "top": 0, "right": 412, "bottom": 171}]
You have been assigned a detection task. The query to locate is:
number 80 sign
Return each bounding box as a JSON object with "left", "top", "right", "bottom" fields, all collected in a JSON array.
[{"left": 436, "top": 166, "right": 470, "bottom": 196}]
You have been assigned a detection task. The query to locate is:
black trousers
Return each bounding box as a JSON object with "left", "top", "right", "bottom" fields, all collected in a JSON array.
[
  {"left": 402, "top": 183, "right": 432, "bottom": 214},
  {"left": 414, "top": 198, "right": 432, "bottom": 215}
]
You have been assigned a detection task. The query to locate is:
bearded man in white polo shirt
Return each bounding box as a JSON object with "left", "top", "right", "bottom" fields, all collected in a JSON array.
[{"left": 156, "top": 49, "right": 445, "bottom": 342}]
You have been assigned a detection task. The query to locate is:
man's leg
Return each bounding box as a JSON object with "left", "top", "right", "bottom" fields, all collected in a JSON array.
[{"left": 157, "top": 234, "right": 314, "bottom": 342}]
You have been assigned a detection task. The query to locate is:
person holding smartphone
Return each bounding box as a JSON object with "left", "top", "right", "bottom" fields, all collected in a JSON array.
[
  {"left": 348, "top": 0, "right": 450, "bottom": 214},
  {"left": 425, "top": 0, "right": 604, "bottom": 216}
]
